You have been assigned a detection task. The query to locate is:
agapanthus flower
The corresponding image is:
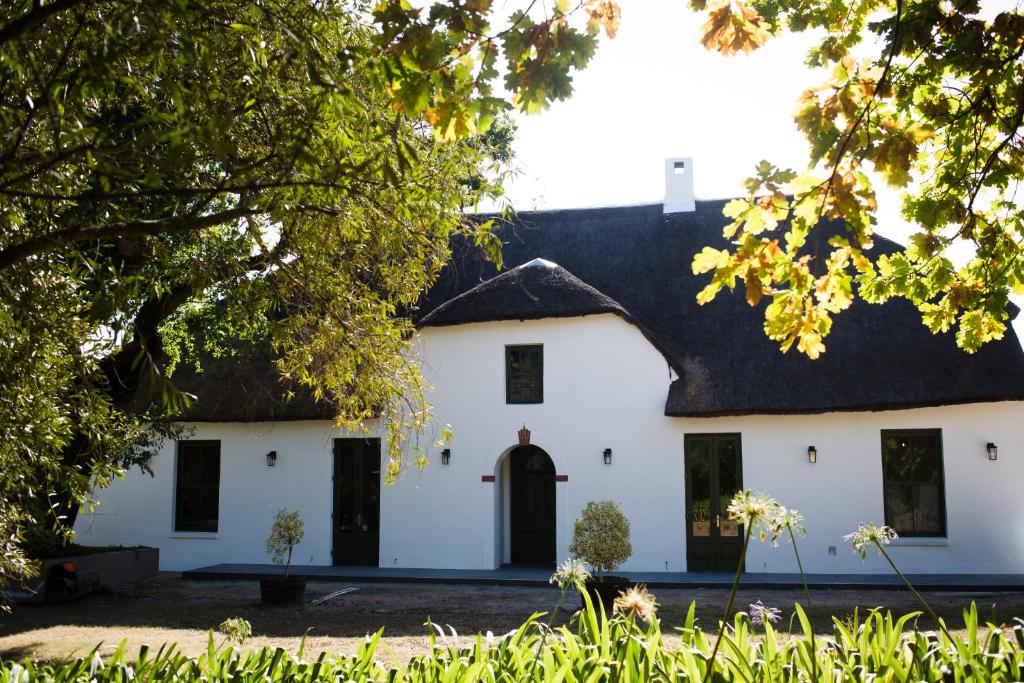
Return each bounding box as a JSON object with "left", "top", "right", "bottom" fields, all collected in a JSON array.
[
  {"left": 613, "top": 584, "right": 658, "bottom": 622},
  {"left": 726, "top": 490, "right": 787, "bottom": 542},
  {"left": 843, "top": 522, "right": 898, "bottom": 559},
  {"left": 749, "top": 600, "right": 781, "bottom": 627},
  {"left": 765, "top": 507, "right": 806, "bottom": 545},
  {"left": 726, "top": 491, "right": 807, "bottom": 546},
  {"left": 549, "top": 557, "right": 591, "bottom": 591}
]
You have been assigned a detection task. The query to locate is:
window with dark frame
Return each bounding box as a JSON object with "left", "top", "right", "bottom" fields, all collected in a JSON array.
[
  {"left": 175, "top": 440, "right": 221, "bottom": 532},
  {"left": 881, "top": 430, "right": 946, "bottom": 537},
  {"left": 506, "top": 345, "right": 543, "bottom": 404}
]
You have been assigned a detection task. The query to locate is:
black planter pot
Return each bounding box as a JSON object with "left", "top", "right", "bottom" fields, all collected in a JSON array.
[
  {"left": 259, "top": 575, "right": 307, "bottom": 605},
  {"left": 582, "top": 576, "right": 630, "bottom": 611}
]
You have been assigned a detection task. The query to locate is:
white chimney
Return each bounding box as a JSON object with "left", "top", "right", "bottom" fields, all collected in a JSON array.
[{"left": 663, "top": 157, "right": 695, "bottom": 213}]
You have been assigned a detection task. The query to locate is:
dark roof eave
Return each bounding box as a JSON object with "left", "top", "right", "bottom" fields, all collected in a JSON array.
[{"left": 664, "top": 394, "right": 1024, "bottom": 418}]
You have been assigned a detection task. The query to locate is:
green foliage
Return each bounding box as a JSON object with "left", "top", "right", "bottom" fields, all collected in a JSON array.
[
  {"left": 1, "top": 0, "right": 608, "bottom": 598},
  {"left": 266, "top": 509, "right": 305, "bottom": 575},
  {"left": 4, "top": 599, "right": 1024, "bottom": 681},
  {"left": 568, "top": 500, "right": 632, "bottom": 580},
  {"left": 691, "top": 0, "right": 1024, "bottom": 357},
  {"left": 372, "top": 0, "right": 619, "bottom": 134}
]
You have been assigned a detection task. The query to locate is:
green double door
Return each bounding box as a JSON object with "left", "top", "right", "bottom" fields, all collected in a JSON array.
[
  {"left": 332, "top": 439, "right": 380, "bottom": 566},
  {"left": 685, "top": 434, "right": 744, "bottom": 572}
]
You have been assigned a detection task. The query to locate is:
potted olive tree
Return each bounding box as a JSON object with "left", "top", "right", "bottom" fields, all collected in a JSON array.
[
  {"left": 260, "top": 508, "right": 306, "bottom": 605},
  {"left": 568, "top": 500, "right": 632, "bottom": 609}
]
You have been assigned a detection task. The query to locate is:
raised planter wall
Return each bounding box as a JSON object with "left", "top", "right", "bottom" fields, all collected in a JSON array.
[{"left": 30, "top": 547, "right": 159, "bottom": 601}]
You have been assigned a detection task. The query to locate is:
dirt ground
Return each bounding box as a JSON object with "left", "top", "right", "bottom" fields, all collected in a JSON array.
[{"left": 2, "top": 573, "right": 1023, "bottom": 668}]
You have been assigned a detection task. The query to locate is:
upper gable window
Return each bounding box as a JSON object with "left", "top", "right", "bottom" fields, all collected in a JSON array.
[
  {"left": 881, "top": 430, "right": 946, "bottom": 537},
  {"left": 506, "top": 345, "right": 543, "bottom": 404}
]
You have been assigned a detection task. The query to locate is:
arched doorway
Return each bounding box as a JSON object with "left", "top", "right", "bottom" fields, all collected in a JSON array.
[{"left": 509, "top": 445, "right": 556, "bottom": 564}]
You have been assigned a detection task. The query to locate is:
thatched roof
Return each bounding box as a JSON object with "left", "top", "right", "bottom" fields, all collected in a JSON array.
[
  {"left": 162, "top": 344, "right": 335, "bottom": 422},
  {"left": 420, "top": 201, "right": 1024, "bottom": 417},
  {"left": 419, "top": 258, "right": 632, "bottom": 327},
  {"left": 171, "top": 199, "right": 1024, "bottom": 420}
]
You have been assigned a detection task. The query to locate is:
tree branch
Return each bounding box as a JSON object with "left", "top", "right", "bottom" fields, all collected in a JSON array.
[
  {"left": 0, "top": 0, "right": 83, "bottom": 45},
  {"left": 0, "top": 206, "right": 255, "bottom": 271}
]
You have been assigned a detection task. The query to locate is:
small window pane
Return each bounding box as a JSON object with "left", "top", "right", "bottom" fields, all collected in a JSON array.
[
  {"left": 506, "top": 345, "right": 543, "bottom": 404},
  {"left": 881, "top": 430, "right": 945, "bottom": 537},
  {"left": 176, "top": 441, "right": 221, "bottom": 532}
]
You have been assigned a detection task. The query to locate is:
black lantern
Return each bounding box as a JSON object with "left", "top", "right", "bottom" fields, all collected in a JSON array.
[
  {"left": 603, "top": 448, "right": 612, "bottom": 465},
  {"left": 807, "top": 446, "right": 817, "bottom": 464},
  {"left": 266, "top": 450, "right": 277, "bottom": 467},
  {"left": 987, "top": 442, "right": 998, "bottom": 461},
  {"left": 441, "top": 448, "right": 451, "bottom": 465}
]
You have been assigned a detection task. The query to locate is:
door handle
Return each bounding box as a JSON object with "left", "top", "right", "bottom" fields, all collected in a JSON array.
[{"left": 714, "top": 514, "right": 720, "bottom": 528}]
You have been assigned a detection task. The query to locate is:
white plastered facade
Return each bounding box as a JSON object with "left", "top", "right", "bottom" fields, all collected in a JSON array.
[{"left": 76, "top": 313, "right": 1024, "bottom": 574}]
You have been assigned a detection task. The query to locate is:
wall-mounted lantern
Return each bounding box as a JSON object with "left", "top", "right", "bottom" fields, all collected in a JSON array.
[
  {"left": 603, "top": 448, "right": 612, "bottom": 465},
  {"left": 441, "top": 448, "right": 451, "bottom": 465},
  {"left": 987, "top": 442, "right": 998, "bottom": 461},
  {"left": 266, "top": 450, "right": 277, "bottom": 467},
  {"left": 807, "top": 445, "right": 817, "bottom": 464}
]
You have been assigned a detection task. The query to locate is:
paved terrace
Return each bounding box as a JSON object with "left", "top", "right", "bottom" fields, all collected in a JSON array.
[{"left": 182, "top": 564, "right": 1024, "bottom": 591}]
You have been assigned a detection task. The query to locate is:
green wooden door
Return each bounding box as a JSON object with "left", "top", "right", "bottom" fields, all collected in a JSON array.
[
  {"left": 332, "top": 439, "right": 380, "bottom": 566},
  {"left": 685, "top": 434, "right": 743, "bottom": 571},
  {"left": 510, "top": 446, "right": 556, "bottom": 564}
]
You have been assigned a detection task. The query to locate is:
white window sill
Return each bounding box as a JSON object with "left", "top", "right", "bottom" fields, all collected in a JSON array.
[
  {"left": 170, "top": 532, "right": 219, "bottom": 539},
  {"left": 888, "top": 537, "right": 948, "bottom": 547}
]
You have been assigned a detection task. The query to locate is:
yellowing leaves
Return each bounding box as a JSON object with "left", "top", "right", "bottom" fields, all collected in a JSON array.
[
  {"left": 692, "top": 246, "right": 731, "bottom": 274},
  {"left": 744, "top": 269, "right": 764, "bottom": 305},
  {"left": 584, "top": 0, "right": 621, "bottom": 39},
  {"left": 700, "top": 1, "right": 772, "bottom": 56},
  {"left": 687, "top": 0, "right": 1024, "bottom": 361}
]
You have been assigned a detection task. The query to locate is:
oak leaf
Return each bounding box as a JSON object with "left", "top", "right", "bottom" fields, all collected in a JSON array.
[{"left": 700, "top": 1, "right": 772, "bottom": 56}]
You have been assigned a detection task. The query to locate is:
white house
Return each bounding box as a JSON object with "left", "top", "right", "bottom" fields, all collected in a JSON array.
[{"left": 75, "top": 159, "right": 1024, "bottom": 577}]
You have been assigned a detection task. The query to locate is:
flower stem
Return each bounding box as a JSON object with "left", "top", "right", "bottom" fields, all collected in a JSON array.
[
  {"left": 876, "top": 541, "right": 951, "bottom": 641},
  {"left": 787, "top": 524, "right": 817, "bottom": 681},
  {"left": 531, "top": 586, "right": 567, "bottom": 673},
  {"left": 703, "top": 524, "right": 753, "bottom": 683}
]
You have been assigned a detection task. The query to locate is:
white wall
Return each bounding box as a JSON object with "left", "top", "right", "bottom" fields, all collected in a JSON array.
[
  {"left": 386, "top": 314, "right": 1024, "bottom": 575},
  {"left": 75, "top": 421, "right": 353, "bottom": 571},
  {"left": 76, "top": 313, "right": 1024, "bottom": 575}
]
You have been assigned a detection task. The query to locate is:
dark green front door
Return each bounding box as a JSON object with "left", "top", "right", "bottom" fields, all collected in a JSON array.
[
  {"left": 510, "top": 445, "right": 556, "bottom": 564},
  {"left": 332, "top": 439, "right": 380, "bottom": 566},
  {"left": 685, "top": 434, "right": 743, "bottom": 572}
]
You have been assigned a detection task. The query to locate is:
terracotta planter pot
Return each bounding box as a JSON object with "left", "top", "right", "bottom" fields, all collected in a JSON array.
[
  {"left": 582, "top": 576, "right": 630, "bottom": 611},
  {"left": 259, "top": 576, "right": 306, "bottom": 605}
]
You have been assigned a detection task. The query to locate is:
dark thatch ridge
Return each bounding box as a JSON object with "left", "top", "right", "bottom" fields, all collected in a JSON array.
[
  {"left": 419, "top": 257, "right": 632, "bottom": 327},
  {"left": 419, "top": 200, "right": 1024, "bottom": 417},
  {"left": 418, "top": 257, "right": 680, "bottom": 373}
]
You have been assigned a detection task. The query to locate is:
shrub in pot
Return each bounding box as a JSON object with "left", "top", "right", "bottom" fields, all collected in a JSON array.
[
  {"left": 259, "top": 508, "right": 306, "bottom": 605},
  {"left": 568, "top": 500, "right": 632, "bottom": 610}
]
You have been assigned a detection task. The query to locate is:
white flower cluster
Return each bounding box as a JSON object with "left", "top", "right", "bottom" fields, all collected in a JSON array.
[
  {"left": 843, "top": 522, "right": 898, "bottom": 559},
  {"left": 549, "top": 557, "right": 592, "bottom": 591},
  {"left": 726, "top": 490, "right": 805, "bottom": 546}
]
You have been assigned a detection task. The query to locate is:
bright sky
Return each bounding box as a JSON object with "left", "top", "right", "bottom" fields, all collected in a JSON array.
[
  {"left": 499, "top": 0, "right": 1024, "bottom": 338},
  {"left": 503, "top": 2, "right": 825, "bottom": 209}
]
